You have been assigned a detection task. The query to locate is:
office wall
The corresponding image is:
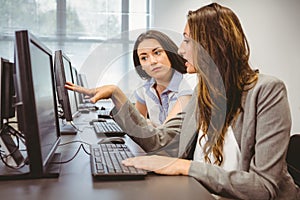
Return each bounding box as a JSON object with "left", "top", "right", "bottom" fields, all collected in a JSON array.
[
  {"left": 151, "top": 0, "right": 300, "bottom": 133},
  {"left": 150, "top": 0, "right": 211, "bottom": 44}
]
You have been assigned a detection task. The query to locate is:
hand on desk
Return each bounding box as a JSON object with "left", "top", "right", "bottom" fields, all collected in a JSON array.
[{"left": 122, "top": 155, "right": 191, "bottom": 176}]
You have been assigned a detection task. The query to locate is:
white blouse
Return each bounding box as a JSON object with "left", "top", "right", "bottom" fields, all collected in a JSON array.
[{"left": 193, "top": 126, "right": 241, "bottom": 171}]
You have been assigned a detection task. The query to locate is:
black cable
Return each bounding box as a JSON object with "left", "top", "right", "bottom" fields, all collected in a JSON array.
[
  {"left": 0, "top": 124, "right": 26, "bottom": 169},
  {"left": 50, "top": 140, "right": 91, "bottom": 165},
  {"left": 1, "top": 123, "right": 92, "bottom": 166},
  {"left": 0, "top": 152, "right": 26, "bottom": 169}
]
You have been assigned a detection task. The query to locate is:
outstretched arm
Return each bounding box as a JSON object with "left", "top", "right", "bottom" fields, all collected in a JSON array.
[{"left": 65, "top": 81, "right": 128, "bottom": 109}]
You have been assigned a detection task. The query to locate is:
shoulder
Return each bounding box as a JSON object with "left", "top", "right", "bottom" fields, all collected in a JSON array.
[
  {"left": 244, "top": 73, "right": 289, "bottom": 114},
  {"left": 134, "top": 80, "right": 150, "bottom": 100},
  {"left": 255, "top": 74, "right": 286, "bottom": 89},
  {"left": 249, "top": 73, "right": 287, "bottom": 97}
]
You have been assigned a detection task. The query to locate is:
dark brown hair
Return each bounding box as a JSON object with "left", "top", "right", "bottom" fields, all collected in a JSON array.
[{"left": 133, "top": 30, "right": 187, "bottom": 80}]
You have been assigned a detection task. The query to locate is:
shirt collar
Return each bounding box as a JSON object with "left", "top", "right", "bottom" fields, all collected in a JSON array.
[{"left": 144, "top": 70, "right": 183, "bottom": 93}]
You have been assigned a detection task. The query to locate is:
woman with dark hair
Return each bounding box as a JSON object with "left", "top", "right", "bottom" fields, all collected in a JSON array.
[
  {"left": 132, "top": 30, "right": 194, "bottom": 126},
  {"left": 66, "top": 3, "right": 299, "bottom": 199}
]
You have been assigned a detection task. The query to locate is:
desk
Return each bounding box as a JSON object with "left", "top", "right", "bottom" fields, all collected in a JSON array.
[{"left": 0, "top": 112, "right": 215, "bottom": 200}]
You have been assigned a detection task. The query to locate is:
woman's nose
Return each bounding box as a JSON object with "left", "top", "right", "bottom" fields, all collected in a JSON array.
[
  {"left": 149, "top": 54, "right": 158, "bottom": 64},
  {"left": 178, "top": 43, "right": 185, "bottom": 56}
]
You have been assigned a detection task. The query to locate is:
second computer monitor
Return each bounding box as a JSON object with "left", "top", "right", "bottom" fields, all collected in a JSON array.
[{"left": 54, "top": 50, "right": 79, "bottom": 121}]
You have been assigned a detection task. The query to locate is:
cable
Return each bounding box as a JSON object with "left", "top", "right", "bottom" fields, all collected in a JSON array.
[
  {"left": 0, "top": 123, "right": 92, "bottom": 167},
  {"left": 0, "top": 123, "right": 26, "bottom": 169},
  {"left": 70, "top": 121, "right": 82, "bottom": 132},
  {"left": 0, "top": 153, "right": 26, "bottom": 169},
  {"left": 59, "top": 140, "right": 91, "bottom": 147},
  {"left": 50, "top": 140, "right": 91, "bottom": 165}
]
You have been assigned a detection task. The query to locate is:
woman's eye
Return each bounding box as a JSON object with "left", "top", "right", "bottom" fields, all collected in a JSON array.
[
  {"left": 183, "top": 39, "right": 189, "bottom": 43},
  {"left": 140, "top": 56, "right": 147, "bottom": 61},
  {"left": 155, "top": 50, "right": 162, "bottom": 55}
]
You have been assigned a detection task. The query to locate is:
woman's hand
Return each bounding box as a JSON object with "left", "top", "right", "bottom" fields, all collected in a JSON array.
[
  {"left": 65, "top": 81, "right": 94, "bottom": 97},
  {"left": 65, "top": 82, "right": 128, "bottom": 106},
  {"left": 122, "top": 155, "right": 191, "bottom": 175}
]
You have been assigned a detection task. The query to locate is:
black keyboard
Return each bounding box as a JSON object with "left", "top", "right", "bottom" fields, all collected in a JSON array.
[
  {"left": 90, "top": 143, "right": 147, "bottom": 180},
  {"left": 93, "top": 121, "right": 126, "bottom": 137},
  {"left": 97, "top": 109, "right": 112, "bottom": 119}
]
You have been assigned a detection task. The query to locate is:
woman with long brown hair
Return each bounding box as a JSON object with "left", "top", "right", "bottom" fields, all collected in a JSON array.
[{"left": 66, "top": 3, "right": 299, "bottom": 199}]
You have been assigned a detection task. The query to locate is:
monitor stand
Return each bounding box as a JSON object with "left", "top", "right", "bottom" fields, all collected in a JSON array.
[
  {"left": 59, "top": 120, "right": 78, "bottom": 135},
  {"left": 42, "top": 153, "right": 62, "bottom": 178},
  {"left": 0, "top": 153, "right": 62, "bottom": 180}
]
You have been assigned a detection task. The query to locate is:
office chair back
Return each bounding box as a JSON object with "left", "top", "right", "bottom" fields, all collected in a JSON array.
[{"left": 286, "top": 134, "right": 300, "bottom": 187}]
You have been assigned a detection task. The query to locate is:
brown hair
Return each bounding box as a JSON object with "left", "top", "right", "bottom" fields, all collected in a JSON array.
[
  {"left": 187, "top": 3, "right": 258, "bottom": 165},
  {"left": 133, "top": 30, "right": 187, "bottom": 80}
]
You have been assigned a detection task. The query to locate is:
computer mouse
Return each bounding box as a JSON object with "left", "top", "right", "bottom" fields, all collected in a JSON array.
[{"left": 97, "top": 137, "right": 125, "bottom": 144}]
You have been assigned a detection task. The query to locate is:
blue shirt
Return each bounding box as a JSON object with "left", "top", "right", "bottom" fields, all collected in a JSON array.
[{"left": 134, "top": 70, "right": 193, "bottom": 126}]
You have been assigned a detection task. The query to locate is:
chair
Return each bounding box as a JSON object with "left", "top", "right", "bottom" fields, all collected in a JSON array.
[{"left": 286, "top": 134, "right": 300, "bottom": 186}]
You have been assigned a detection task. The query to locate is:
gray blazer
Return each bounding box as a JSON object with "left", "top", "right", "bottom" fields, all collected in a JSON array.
[{"left": 112, "top": 74, "right": 300, "bottom": 200}]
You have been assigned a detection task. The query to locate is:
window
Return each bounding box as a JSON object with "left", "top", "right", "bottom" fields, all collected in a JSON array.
[{"left": 0, "top": 0, "right": 151, "bottom": 96}]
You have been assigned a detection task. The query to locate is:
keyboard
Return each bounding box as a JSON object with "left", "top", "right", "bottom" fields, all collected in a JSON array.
[
  {"left": 97, "top": 109, "right": 112, "bottom": 119},
  {"left": 90, "top": 143, "right": 147, "bottom": 180},
  {"left": 93, "top": 121, "right": 126, "bottom": 137}
]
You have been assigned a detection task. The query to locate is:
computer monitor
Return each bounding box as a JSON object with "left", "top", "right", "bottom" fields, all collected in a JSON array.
[
  {"left": 0, "top": 58, "right": 24, "bottom": 167},
  {"left": 70, "top": 66, "right": 81, "bottom": 108},
  {"left": 78, "top": 73, "right": 91, "bottom": 103},
  {"left": 0, "top": 58, "right": 16, "bottom": 128},
  {"left": 1, "top": 30, "right": 61, "bottom": 179},
  {"left": 54, "top": 50, "right": 79, "bottom": 134}
]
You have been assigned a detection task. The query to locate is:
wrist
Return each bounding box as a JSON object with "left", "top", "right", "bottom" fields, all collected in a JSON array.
[
  {"left": 110, "top": 86, "right": 127, "bottom": 109},
  {"left": 177, "top": 159, "right": 191, "bottom": 175}
]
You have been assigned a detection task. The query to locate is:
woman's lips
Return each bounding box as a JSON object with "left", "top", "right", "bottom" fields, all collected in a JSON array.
[{"left": 151, "top": 66, "right": 162, "bottom": 72}]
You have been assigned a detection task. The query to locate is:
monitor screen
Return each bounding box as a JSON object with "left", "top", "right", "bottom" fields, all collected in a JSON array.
[
  {"left": 0, "top": 58, "right": 15, "bottom": 127},
  {"left": 78, "top": 73, "right": 90, "bottom": 103},
  {"left": 78, "top": 73, "right": 89, "bottom": 88},
  {"left": 71, "top": 67, "right": 81, "bottom": 107},
  {"left": 14, "top": 30, "right": 60, "bottom": 178},
  {"left": 62, "top": 54, "right": 78, "bottom": 117},
  {"left": 54, "top": 50, "right": 79, "bottom": 121}
]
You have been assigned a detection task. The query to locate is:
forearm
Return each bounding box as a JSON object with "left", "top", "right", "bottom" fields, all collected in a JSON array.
[
  {"left": 84, "top": 85, "right": 128, "bottom": 107},
  {"left": 109, "top": 86, "right": 128, "bottom": 109},
  {"left": 112, "top": 100, "right": 183, "bottom": 154}
]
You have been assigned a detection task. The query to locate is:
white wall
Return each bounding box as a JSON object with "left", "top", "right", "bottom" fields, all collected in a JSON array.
[
  {"left": 151, "top": 0, "right": 300, "bottom": 133},
  {"left": 150, "top": 0, "right": 211, "bottom": 44}
]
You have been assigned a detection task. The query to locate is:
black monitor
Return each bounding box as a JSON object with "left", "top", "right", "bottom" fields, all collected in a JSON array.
[
  {"left": 78, "top": 73, "right": 90, "bottom": 103},
  {"left": 1, "top": 30, "right": 62, "bottom": 179},
  {"left": 78, "top": 73, "right": 89, "bottom": 88},
  {"left": 0, "top": 58, "right": 15, "bottom": 128},
  {"left": 71, "top": 67, "right": 82, "bottom": 108},
  {"left": 0, "top": 58, "right": 24, "bottom": 168},
  {"left": 54, "top": 50, "right": 79, "bottom": 134}
]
